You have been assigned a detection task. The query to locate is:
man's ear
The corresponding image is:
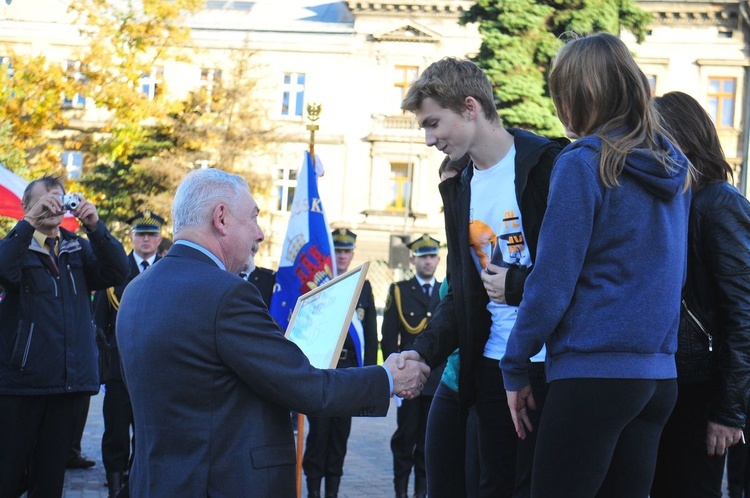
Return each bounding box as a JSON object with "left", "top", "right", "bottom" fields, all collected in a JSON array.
[
  {"left": 212, "top": 204, "right": 229, "bottom": 235},
  {"left": 464, "top": 96, "right": 479, "bottom": 120}
]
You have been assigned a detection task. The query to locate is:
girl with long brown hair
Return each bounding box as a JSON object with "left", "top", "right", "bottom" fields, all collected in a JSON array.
[
  {"left": 651, "top": 91, "right": 750, "bottom": 498},
  {"left": 500, "top": 33, "right": 692, "bottom": 497}
]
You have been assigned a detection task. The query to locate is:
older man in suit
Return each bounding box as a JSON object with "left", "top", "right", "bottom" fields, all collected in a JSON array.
[{"left": 117, "top": 168, "right": 429, "bottom": 497}]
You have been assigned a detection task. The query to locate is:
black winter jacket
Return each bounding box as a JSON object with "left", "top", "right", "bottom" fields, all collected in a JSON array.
[
  {"left": 0, "top": 219, "right": 129, "bottom": 395},
  {"left": 412, "top": 129, "right": 567, "bottom": 408},
  {"left": 679, "top": 181, "right": 750, "bottom": 427}
]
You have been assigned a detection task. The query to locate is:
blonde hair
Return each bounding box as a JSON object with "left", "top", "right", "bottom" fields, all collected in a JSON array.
[
  {"left": 549, "top": 33, "right": 682, "bottom": 188},
  {"left": 401, "top": 57, "right": 499, "bottom": 123}
]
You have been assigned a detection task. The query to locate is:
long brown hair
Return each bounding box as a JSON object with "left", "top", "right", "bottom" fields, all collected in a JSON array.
[
  {"left": 654, "top": 91, "right": 733, "bottom": 191},
  {"left": 548, "top": 33, "right": 683, "bottom": 188}
]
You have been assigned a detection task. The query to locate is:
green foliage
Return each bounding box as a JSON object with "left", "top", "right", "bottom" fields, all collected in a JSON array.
[
  {"left": 81, "top": 152, "right": 186, "bottom": 240},
  {"left": 462, "top": 0, "right": 652, "bottom": 137}
]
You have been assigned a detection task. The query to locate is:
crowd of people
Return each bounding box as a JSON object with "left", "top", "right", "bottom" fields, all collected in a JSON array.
[{"left": 0, "top": 30, "right": 748, "bottom": 498}]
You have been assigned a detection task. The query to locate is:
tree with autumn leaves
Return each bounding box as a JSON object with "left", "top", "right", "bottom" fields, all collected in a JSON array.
[{"left": 0, "top": 0, "right": 275, "bottom": 238}]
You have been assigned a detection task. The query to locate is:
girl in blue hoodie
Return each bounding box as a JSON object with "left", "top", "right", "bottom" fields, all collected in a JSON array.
[{"left": 500, "top": 33, "right": 692, "bottom": 497}]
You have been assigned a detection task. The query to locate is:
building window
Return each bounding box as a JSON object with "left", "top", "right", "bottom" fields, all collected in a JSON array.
[
  {"left": 200, "top": 67, "right": 222, "bottom": 108},
  {"left": 281, "top": 73, "right": 305, "bottom": 117},
  {"left": 140, "top": 66, "right": 164, "bottom": 101},
  {"left": 275, "top": 165, "right": 297, "bottom": 212},
  {"left": 388, "top": 162, "right": 410, "bottom": 211},
  {"left": 62, "top": 60, "right": 86, "bottom": 109},
  {"left": 62, "top": 151, "right": 83, "bottom": 180},
  {"left": 707, "top": 77, "right": 736, "bottom": 127},
  {"left": 393, "top": 65, "right": 419, "bottom": 111},
  {"left": 646, "top": 75, "right": 656, "bottom": 96}
]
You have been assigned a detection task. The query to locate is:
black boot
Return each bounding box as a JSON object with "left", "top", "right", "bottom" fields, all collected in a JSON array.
[
  {"left": 106, "top": 471, "right": 123, "bottom": 498},
  {"left": 324, "top": 475, "right": 340, "bottom": 498},
  {"left": 307, "top": 477, "right": 322, "bottom": 498},
  {"left": 394, "top": 475, "right": 409, "bottom": 498}
]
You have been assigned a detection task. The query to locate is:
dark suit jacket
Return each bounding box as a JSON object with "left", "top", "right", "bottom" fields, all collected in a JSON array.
[
  {"left": 381, "top": 277, "right": 444, "bottom": 396},
  {"left": 93, "top": 252, "right": 160, "bottom": 381},
  {"left": 117, "top": 243, "right": 390, "bottom": 497}
]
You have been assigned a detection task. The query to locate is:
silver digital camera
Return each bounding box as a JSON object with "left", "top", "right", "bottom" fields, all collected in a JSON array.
[{"left": 60, "top": 193, "right": 81, "bottom": 211}]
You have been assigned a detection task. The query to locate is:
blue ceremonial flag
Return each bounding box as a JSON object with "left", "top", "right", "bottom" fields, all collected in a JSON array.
[{"left": 270, "top": 151, "right": 335, "bottom": 333}]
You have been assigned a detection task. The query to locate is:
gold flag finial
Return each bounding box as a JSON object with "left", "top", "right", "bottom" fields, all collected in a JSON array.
[
  {"left": 306, "top": 103, "right": 321, "bottom": 154},
  {"left": 307, "top": 103, "right": 322, "bottom": 123}
]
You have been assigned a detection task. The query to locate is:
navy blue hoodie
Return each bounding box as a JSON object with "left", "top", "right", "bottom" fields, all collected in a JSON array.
[{"left": 501, "top": 134, "right": 691, "bottom": 390}]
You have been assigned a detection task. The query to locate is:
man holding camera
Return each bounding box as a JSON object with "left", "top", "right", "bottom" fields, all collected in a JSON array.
[{"left": 0, "top": 175, "right": 129, "bottom": 497}]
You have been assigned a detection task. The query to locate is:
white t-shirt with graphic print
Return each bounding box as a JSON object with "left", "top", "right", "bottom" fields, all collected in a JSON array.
[{"left": 469, "top": 145, "right": 545, "bottom": 362}]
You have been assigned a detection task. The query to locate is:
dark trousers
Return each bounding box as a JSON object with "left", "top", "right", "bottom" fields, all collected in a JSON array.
[
  {"left": 0, "top": 393, "right": 88, "bottom": 498},
  {"left": 727, "top": 423, "right": 750, "bottom": 497},
  {"left": 303, "top": 415, "right": 352, "bottom": 479},
  {"left": 69, "top": 395, "right": 91, "bottom": 461},
  {"left": 651, "top": 383, "right": 726, "bottom": 498},
  {"left": 532, "top": 378, "right": 677, "bottom": 498},
  {"left": 475, "top": 358, "right": 547, "bottom": 498},
  {"left": 425, "top": 381, "right": 480, "bottom": 498},
  {"left": 391, "top": 395, "right": 433, "bottom": 494},
  {"left": 102, "top": 379, "right": 135, "bottom": 472}
]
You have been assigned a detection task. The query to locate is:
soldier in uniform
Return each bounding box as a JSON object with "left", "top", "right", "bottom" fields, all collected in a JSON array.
[
  {"left": 303, "top": 228, "right": 378, "bottom": 498},
  {"left": 382, "top": 234, "right": 444, "bottom": 498},
  {"left": 93, "top": 211, "right": 164, "bottom": 498}
]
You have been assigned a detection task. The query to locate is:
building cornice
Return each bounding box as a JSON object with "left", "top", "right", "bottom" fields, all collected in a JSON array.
[
  {"left": 638, "top": 1, "right": 739, "bottom": 28},
  {"left": 696, "top": 57, "right": 750, "bottom": 66},
  {"left": 346, "top": 1, "right": 471, "bottom": 18},
  {"left": 636, "top": 57, "right": 671, "bottom": 65}
]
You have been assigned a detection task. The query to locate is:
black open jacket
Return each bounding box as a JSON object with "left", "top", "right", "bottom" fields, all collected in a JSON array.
[
  {"left": 680, "top": 181, "right": 750, "bottom": 428},
  {"left": 412, "top": 129, "right": 567, "bottom": 409}
]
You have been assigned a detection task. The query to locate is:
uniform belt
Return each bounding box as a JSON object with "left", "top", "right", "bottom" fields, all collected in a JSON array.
[{"left": 339, "top": 348, "right": 349, "bottom": 360}]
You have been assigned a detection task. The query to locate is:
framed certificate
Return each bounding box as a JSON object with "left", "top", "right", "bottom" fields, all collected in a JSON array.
[{"left": 284, "top": 262, "right": 369, "bottom": 369}]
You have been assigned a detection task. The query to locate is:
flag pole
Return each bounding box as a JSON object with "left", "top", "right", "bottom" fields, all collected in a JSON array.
[{"left": 296, "top": 102, "right": 322, "bottom": 498}]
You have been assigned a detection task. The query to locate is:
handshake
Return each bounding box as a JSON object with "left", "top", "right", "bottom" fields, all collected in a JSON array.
[{"left": 383, "top": 350, "right": 430, "bottom": 400}]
